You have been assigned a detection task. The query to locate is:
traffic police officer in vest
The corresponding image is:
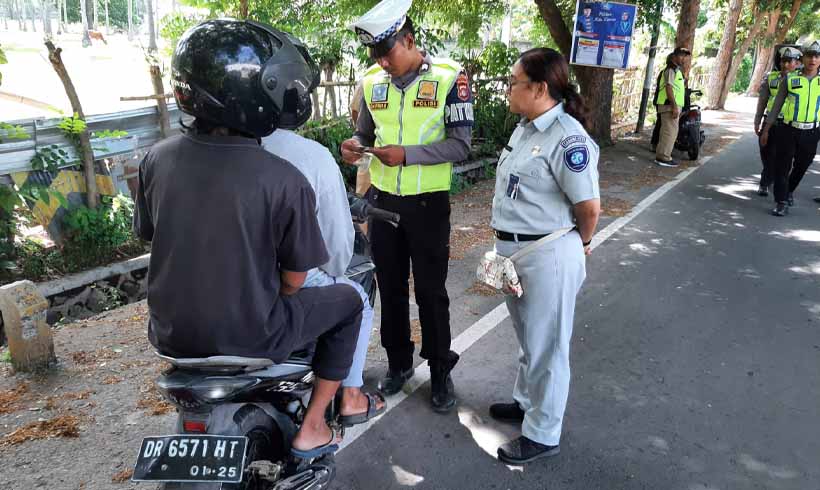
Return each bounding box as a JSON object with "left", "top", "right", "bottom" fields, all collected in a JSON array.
[
  {"left": 754, "top": 46, "right": 801, "bottom": 197},
  {"left": 760, "top": 40, "right": 820, "bottom": 216},
  {"left": 340, "top": 0, "right": 473, "bottom": 413},
  {"left": 654, "top": 47, "right": 691, "bottom": 167}
]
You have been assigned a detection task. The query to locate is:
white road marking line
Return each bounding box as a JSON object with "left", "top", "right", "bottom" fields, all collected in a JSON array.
[{"left": 339, "top": 154, "right": 716, "bottom": 452}]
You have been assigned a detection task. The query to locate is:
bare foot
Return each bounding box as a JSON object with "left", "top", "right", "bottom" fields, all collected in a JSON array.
[
  {"left": 291, "top": 421, "right": 341, "bottom": 451},
  {"left": 339, "top": 387, "right": 386, "bottom": 417}
]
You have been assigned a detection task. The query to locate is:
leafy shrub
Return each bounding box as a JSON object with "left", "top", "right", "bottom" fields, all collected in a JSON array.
[
  {"left": 61, "top": 195, "right": 140, "bottom": 269},
  {"left": 731, "top": 55, "right": 754, "bottom": 93}
]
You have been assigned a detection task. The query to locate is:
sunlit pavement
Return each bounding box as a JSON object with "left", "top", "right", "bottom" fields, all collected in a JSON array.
[{"left": 330, "top": 134, "right": 820, "bottom": 490}]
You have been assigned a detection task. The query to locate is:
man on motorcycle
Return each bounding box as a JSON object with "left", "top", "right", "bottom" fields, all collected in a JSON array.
[
  {"left": 262, "top": 123, "right": 386, "bottom": 427},
  {"left": 133, "top": 19, "right": 362, "bottom": 458}
]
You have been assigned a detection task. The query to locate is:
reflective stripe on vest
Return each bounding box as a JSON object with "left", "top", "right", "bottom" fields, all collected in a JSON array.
[
  {"left": 782, "top": 74, "right": 820, "bottom": 124},
  {"left": 362, "top": 59, "right": 459, "bottom": 196},
  {"left": 654, "top": 67, "right": 684, "bottom": 107},
  {"left": 766, "top": 71, "right": 780, "bottom": 114}
]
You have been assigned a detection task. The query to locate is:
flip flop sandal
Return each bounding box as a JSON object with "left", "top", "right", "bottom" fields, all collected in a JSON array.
[
  {"left": 338, "top": 391, "right": 386, "bottom": 427},
  {"left": 290, "top": 427, "right": 340, "bottom": 459}
]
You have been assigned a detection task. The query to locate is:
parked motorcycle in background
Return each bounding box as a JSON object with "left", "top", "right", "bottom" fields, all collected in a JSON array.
[
  {"left": 130, "top": 197, "right": 397, "bottom": 489},
  {"left": 650, "top": 87, "right": 706, "bottom": 161}
]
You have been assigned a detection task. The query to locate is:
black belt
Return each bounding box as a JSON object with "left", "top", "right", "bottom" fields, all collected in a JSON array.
[{"left": 494, "top": 230, "right": 551, "bottom": 241}]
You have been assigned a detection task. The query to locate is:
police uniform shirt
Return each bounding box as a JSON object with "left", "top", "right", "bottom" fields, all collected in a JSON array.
[
  {"left": 134, "top": 132, "right": 329, "bottom": 360},
  {"left": 491, "top": 103, "right": 600, "bottom": 235},
  {"left": 766, "top": 71, "right": 819, "bottom": 125},
  {"left": 353, "top": 52, "right": 473, "bottom": 165},
  {"left": 754, "top": 73, "right": 777, "bottom": 128}
]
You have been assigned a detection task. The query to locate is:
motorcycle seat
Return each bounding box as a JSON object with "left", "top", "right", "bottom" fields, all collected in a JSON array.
[{"left": 157, "top": 350, "right": 313, "bottom": 374}]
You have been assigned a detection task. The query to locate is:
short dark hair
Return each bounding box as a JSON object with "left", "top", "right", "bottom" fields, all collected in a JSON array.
[{"left": 673, "top": 47, "right": 691, "bottom": 56}]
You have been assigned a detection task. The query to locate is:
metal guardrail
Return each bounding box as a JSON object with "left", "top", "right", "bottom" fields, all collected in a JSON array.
[{"left": 0, "top": 104, "right": 189, "bottom": 176}]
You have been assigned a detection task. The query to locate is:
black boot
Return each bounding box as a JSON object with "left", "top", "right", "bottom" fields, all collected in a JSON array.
[
  {"left": 377, "top": 367, "right": 414, "bottom": 396},
  {"left": 787, "top": 192, "right": 795, "bottom": 207},
  {"left": 429, "top": 351, "right": 459, "bottom": 413}
]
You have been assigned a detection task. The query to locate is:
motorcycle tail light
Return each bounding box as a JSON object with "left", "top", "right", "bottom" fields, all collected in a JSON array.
[
  {"left": 687, "top": 110, "right": 699, "bottom": 121},
  {"left": 183, "top": 420, "right": 207, "bottom": 433}
]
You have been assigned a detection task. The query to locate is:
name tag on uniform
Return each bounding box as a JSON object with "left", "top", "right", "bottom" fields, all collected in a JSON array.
[{"left": 506, "top": 174, "right": 520, "bottom": 200}]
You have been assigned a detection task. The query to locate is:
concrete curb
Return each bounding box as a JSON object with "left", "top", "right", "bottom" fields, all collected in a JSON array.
[{"left": 37, "top": 253, "right": 150, "bottom": 298}]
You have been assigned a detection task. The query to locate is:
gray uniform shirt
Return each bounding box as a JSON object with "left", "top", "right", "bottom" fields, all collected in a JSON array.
[
  {"left": 262, "top": 129, "right": 354, "bottom": 278},
  {"left": 491, "top": 103, "right": 600, "bottom": 235},
  {"left": 754, "top": 75, "right": 774, "bottom": 128},
  {"left": 353, "top": 52, "right": 472, "bottom": 165},
  {"left": 766, "top": 71, "right": 819, "bottom": 125}
]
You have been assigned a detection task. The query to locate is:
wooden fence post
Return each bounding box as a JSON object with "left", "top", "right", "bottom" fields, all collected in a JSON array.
[{"left": 0, "top": 280, "right": 55, "bottom": 372}]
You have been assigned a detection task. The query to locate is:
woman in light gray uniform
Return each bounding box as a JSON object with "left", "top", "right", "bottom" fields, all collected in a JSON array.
[{"left": 490, "top": 48, "right": 601, "bottom": 465}]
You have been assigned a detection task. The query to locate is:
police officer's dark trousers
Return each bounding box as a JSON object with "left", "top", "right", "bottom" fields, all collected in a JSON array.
[
  {"left": 758, "top": 130, "right": 778, "bottom": 187},
  {"left": 773, "top": 124, "right": 820, "bottom": 203},
  {"left": 371, "top": 189, "right": 451, "bottom": 372}
]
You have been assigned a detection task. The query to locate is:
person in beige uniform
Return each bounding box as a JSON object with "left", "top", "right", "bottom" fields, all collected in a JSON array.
[{"left": 654, "top": 47, "right": 691, "bottom": 167}]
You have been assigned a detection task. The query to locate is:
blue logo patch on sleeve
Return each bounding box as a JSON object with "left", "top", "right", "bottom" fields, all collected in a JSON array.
[{"left": 564, "top": 146, "right": 589, "bottom": 172}]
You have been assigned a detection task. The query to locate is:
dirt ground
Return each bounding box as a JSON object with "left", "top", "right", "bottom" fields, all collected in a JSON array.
[{"left": 0, "top": 101, "right": 755, "bottom": 490}]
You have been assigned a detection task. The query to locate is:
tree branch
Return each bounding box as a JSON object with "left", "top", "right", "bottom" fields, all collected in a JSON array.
[
  {"left": 534, "top": 0, "right": 572, "bottom": 56},
  {"left": 44, "top": 40, "right": 98, "bottom": 209}
]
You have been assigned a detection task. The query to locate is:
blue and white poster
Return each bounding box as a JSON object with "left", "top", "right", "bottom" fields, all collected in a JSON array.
[{"left": 570, "top": 0, "right": 638, "bottom": 70}]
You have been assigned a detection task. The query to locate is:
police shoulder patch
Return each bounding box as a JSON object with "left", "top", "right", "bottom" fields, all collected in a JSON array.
[
  {"left": 560, "top": 135, "right": 587, "bottom": 148},
  {"left": 564, "top": 145, "right": 590, "bottom": 173}
]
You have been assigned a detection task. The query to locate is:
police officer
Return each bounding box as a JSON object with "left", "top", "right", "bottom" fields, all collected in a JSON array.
[
  {"left": 754, "top": 46, "right": 802, "bottom": 196},
  {"left": 760, "top": 40, "right": 820, "bottom": 216},
  {"left": 654, "top": 47, "right": 691, "bottom": 167},
  {"left": 489, "top": 48, "right": 600, "bottom": 464},
  {"left": 340, "top": 0, "right": 473, "bottom": 413}
]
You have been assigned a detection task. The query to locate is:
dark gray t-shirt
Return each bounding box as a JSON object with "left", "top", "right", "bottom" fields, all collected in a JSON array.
[{"left": 134, "top": 132, "right": 329, "bottom": 360}]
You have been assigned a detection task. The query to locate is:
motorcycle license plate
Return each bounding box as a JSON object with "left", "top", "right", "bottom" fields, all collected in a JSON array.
[{"left": 132, "top": 435, "right": 247, "bottom": 483}]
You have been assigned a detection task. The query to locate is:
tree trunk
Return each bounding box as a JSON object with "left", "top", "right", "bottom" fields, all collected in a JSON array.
[
  {"left": 92, "top": 0, "right": 97, "bottom": 30},
  {"left": 41, "top": 0, "right": 51, "bottom": 36},
  {"left": 146, "top": 0, "right": 156, "bottom": 50},
  {"left": 311, "top": 90, "right": 321, "bottom": 120},
  {"left": 27, "top": 0, "right": 36, "bottom": 31},
  {"left": 104, "top": 0, "right": 108, "bottom": 34},
  {"left": 150, "top": 64, "right": 171, "bottom": 138},
  {"left": 324, "top": 65, "right": 338, "bottom": 118},
  {"left": 746, "top": 10, "right": 779, "bottom": 95},
  {"left": 16, "top": 0, "right": 24, "bottom": 31},
  {"left": 675, "top": 0, "right": 700, "bottom": 77},
  {"left": 705, "top": 0, "right": 743, "bottom": 109},
  {"left": 45, "top": 40, "right": 99, "bottom": 208},
  {"left": 84, "top": 0, "right": 92, "bottom": 29},
  {"left": 533, "top": 0, "right": 612, "bottom": 145},
  {"left": 636, "top": 0, "right": 663, "bottom": 133},
  {"left": 239, "top": 0, "right": 247, "bottom": 18},
  {"left": 773, "top": 0, "right": 802, "bottom": 44},
  {"left": 127, "top": 0, "right": 133, "bottom": 41},
  {"left": 79, "top": 0, "right": 90, "bottom": 46},
  {"left": 718, "top": 5, "right": 766, "bottom": 107}
]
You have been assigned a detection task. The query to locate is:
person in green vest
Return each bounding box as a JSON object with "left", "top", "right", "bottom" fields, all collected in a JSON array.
[
  {"left": 654, "top": 47, "right": 691, "bottom": 167},
  {"left": 340, "top": 0, "right": 473, "bottom": 413},
  {"left": 753, "top": 46, "right": 802, "bottom": 197},
  {"left": 760, "top": 40, "right": 820, "bottom": 216}
]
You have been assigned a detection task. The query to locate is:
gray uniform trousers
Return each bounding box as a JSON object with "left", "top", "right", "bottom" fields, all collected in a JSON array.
[{"left": 496, "top": 231, "right": 586, "bottom": 446}]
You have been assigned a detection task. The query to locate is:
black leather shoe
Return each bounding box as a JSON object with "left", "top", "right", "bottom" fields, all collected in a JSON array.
[
  {"left": 377, "top": 367, "right": 414, "bottom": 396},
  {"left": 430, "top": 351, "right": 459, "bottom": 413},
  {"left": 489, "top": 402, "right": 525, "bottom": 422},
  {"left": 772, "top": 202, "right": 788, "bottom": 216},
  {"left": 757, "top": 184, "right": 768, "bottom": 196},
  {"left": 497, "top": 436, "right": 560, "bottom": 465},
  {"left": 787, "top": 192, "right": 795, "bottom": 207}
]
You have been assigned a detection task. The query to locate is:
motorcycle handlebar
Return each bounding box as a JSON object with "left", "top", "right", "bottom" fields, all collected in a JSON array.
[
  {"left": 367, "top": 207, "right": 401, "bottom": 224},
  {"left": 348, "top": 193, "right": 400, "bottom": 225}
]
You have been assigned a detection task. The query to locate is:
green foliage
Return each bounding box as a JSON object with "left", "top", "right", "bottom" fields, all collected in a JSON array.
[
  {"left": 61, "top": 195, "right": 139, "bottom": 270},
  {"left": 298, "top": 118, "right": 357, "bottom": 188},
  {"left": 449, "top": 173, "right": 470, "bottom": 195},
  {"left": 731, "top": 54, "right": 753, "bottom": 93},
  {"left": 66, "top": 0, "right": 142, "bottom": 29},
  {"left": 479, "top": 41, "right": 520, "bottom": 78},
  {"left": 0, "top": 122, "right": 29, "bottom": 143},
  {"left": 30, "top": 145, "right": 72, "bottom": 173},
  {"left": 472, "top": 83, "right": 516, "bottom": 156},
  {"left": 0, "top": 44, "right": 6, "bottom": 87},
  {"left": 58, "top": 114, "right": 87, "bottom": 136},
  {"left": 92, "top": 129, "right": 128, "bottom": 139},
  {"left": 160, "top": 12, "right": 203, "bottom": 55}
]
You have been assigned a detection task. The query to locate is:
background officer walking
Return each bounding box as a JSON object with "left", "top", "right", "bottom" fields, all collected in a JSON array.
[
  {"left": 760, "top": 41, "right": 820, "bottom": 216},
  {"left": 654, "top": 47, "right": 691, "bottom": 167},
  {"left": 754, "top": 46, "right": 802, "bottom": 197},
  {"left": 341, "top": 0, "right": 473, "bottom": 413}
]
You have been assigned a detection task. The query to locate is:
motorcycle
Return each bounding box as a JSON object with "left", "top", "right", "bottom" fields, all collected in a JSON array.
[
  {"left": 651, "top": 87, "right": 706, "bottom": 161},
  {"left": 130, "top": 197, "right": 398, "bottom": 489}
]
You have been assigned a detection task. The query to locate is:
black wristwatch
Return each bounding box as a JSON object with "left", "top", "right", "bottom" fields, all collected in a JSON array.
[{"left": 582, "top": 239, "right": 592, "bottom": 247}]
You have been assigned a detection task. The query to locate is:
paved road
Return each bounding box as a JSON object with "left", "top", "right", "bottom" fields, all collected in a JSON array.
[{"left": 330, "top": 134, "right": 820, "bottom": 490}]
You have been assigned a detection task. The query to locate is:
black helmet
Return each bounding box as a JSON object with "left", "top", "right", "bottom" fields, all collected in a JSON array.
[{"left": 171, "top": 19, "right": 320, "bottom": 137}]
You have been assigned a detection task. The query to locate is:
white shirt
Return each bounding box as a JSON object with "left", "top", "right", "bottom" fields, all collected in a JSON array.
[{"left": 262, "top": 130, "right": 354, "bottom": 278}]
